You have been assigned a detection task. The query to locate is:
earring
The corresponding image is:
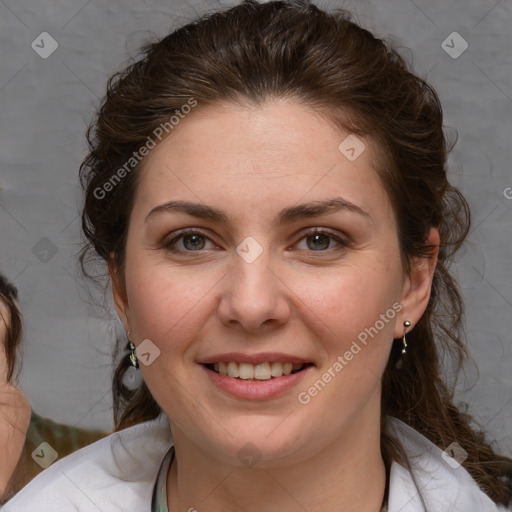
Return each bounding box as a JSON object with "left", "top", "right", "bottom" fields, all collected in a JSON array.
[
  {"left": 128, "top": 340, "right": 139, "bottom": 369},
  {"left": 122, "top": 330, "right": 143, "bottom": 390},
  {"left": 395, "top": 320, "right": 411, "bottom": 369},
  {"left": 401, "top": 320, "right": 411, "bottom": 355}
]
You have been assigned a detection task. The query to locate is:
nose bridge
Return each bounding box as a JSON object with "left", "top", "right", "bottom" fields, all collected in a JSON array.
[
  {"left": 232, "top": 241, "right": 275, "bottom": 305},
  {"left": 218, "top": 240, "right": 289, "bottom": 331},
  {"left": 234, "top": 247, "right": 271, "bottom": 290}
]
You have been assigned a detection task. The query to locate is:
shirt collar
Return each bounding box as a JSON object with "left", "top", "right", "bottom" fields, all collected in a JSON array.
[{"left": 386, "top": 417, "right": 504, "bottom": 511}]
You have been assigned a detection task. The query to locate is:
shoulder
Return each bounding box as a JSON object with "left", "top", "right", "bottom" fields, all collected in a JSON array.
[
  {"left": 2, "top": 414, "right": 173, "bottom": 512},
  {"left": 4, "top": 410, "right": 109, "bottom": 499},
  {"left": 386, "top": 417, "right": 510, "bottom": 512}
]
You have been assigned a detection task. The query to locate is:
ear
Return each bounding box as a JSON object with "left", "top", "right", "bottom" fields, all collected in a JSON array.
[
  {"left": 394, "top": 228, "right": 440, "bottom": 338},
  {"left": 108, "top": 256, "right": 130, "bottom": 333}
]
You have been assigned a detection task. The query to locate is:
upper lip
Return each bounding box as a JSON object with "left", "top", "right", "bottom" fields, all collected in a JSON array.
[{"left": 198, "top": 352, "right": 313, "bottom": 365}]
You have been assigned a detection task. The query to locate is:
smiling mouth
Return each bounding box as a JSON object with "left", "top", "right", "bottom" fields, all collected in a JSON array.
[{"left": 203, "top": 361, "right": 314, "bottom": 380}]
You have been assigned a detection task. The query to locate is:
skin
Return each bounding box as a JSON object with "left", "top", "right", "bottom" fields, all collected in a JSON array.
[
  {"left": 111, "top": 99, "right": 439, "bottom": 512},
  {"left": 0, "top": 300, "right": 31, "bottom": 498}
]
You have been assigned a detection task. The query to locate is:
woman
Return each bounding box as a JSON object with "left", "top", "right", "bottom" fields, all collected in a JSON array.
[
  {"left": 0, "top": 274, "right": 107, "bottom": 503},
  {"left": 4, "top": 1, "right": 511, "bottom": 510},
  {"left": 0, "top": 274, "right": 31, "bottom": 498}
]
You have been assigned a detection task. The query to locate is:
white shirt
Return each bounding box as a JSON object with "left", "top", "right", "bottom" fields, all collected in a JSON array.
[{"left": 3, "top": 414, "right": 509, "bottom": 512}]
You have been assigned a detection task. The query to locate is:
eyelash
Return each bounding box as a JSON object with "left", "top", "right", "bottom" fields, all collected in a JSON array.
[{"left": 163, "top": 228, "right": 349, "bottom": 255}]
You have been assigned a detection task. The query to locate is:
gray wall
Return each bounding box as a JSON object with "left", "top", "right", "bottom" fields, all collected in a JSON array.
[{"left": 0, "top": 0, "right": 510, "bottom": 454}]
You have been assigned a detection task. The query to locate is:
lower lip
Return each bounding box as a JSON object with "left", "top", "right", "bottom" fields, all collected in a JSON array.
[{"left": 202, "top": 364, "right": 313, "bottom": 400}]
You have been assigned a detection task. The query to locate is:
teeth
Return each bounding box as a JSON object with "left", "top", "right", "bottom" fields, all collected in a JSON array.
[
  {"left": 254, "top": 363, "right": 271, "bottom": 380},
  {"left": 227, "top": 362, "right": 239, "bottom": 378},
  {"left": 210, "top": 361, "right": 306, "bottom": 380},
  {"left": 270, "top": 362, "right": 284, "bottom": 377},
  {"left": 238, "top": 363, "right": 254, "bottom": 380}
]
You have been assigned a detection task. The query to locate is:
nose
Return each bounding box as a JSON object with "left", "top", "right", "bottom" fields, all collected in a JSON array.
[{"left": 217, "top": 250, "right": 291, "bottom": 334}]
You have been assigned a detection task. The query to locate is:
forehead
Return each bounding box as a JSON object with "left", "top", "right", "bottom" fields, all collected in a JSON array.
[
  {"left": 142, "top": 99, "right": 376, "bottom": 168},
  {"left": 133, "top": 100, "right": 391, "bottom": 223}
]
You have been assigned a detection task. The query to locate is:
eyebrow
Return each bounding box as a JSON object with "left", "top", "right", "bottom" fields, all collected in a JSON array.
[{"left": 145, "top": 197, "right": 372, "bottom": 226}]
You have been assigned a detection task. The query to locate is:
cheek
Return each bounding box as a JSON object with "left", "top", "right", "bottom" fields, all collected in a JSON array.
[
  {"left": 124, "top": 254, "right": 219, "bottom": 349},
  {"left": 127, "top": 277, "right": 192, "bottom": 340},
  {"left": 293, "top": 267, "right": 398, "bottom": 422},
  {"left": 294, "top": 261, "right": 401, "bottom": 346}
]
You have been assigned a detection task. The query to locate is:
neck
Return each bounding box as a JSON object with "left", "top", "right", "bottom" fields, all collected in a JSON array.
[{"left": 167, "top": 407, "right": 386, "bottom": 512}]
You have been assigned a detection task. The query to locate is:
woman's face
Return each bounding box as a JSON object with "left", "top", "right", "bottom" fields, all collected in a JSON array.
[{"left": 112, "top": 100, "right": 435, "bottom": 466}]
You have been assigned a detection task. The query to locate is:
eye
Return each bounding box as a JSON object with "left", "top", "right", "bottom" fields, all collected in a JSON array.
[
  {"left": 294, "top": 229, "right": 347, "bottom": 252},
  {"left": 163, "top": 228, "right": 348, "bottom": 255},
  {"left": 164, "top": 230, "right": 218, "bottom": 253}
]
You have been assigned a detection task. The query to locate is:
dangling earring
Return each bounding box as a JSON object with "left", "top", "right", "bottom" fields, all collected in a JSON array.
[
  {"left": 401, "top": 320, "right": 411, "bottom": 355},
  {"left": 395, "top": 320, "right": 411, "bottom": 369},
  {"left": 122, "top": 330, "right": 143, "bottom": 390},
  {"left": 128, "top": 340, "right": 139, "bottom": 368}
]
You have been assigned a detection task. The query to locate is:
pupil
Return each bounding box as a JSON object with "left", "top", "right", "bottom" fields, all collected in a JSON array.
[
  {"left": 184, "top": 234, "right": 205, "bottom": 250},
  {"left": 308, "top": 234, "right": 329, "bottom": 250}
]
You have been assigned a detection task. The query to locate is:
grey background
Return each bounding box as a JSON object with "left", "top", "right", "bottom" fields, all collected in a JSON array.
[{"left": 0, "top": 0, "right": 511, "bottom": 454}]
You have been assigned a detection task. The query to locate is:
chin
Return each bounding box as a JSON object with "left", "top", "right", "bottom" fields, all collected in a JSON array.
[{"left": 200, "top": 418, "right": 310, "bottom": 468}]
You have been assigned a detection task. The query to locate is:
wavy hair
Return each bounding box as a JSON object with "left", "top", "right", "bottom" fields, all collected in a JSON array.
[{"left": 78, "top": 0, "right": 512, "bottom": 505}]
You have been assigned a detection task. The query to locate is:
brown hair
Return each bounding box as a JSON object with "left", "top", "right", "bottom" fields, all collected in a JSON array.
[
  {"left": 78, "top": 0, "right": 512, "bottom": 505},
  {"left": 0, "top": 274, "right": 23, "bottom": 384}
]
